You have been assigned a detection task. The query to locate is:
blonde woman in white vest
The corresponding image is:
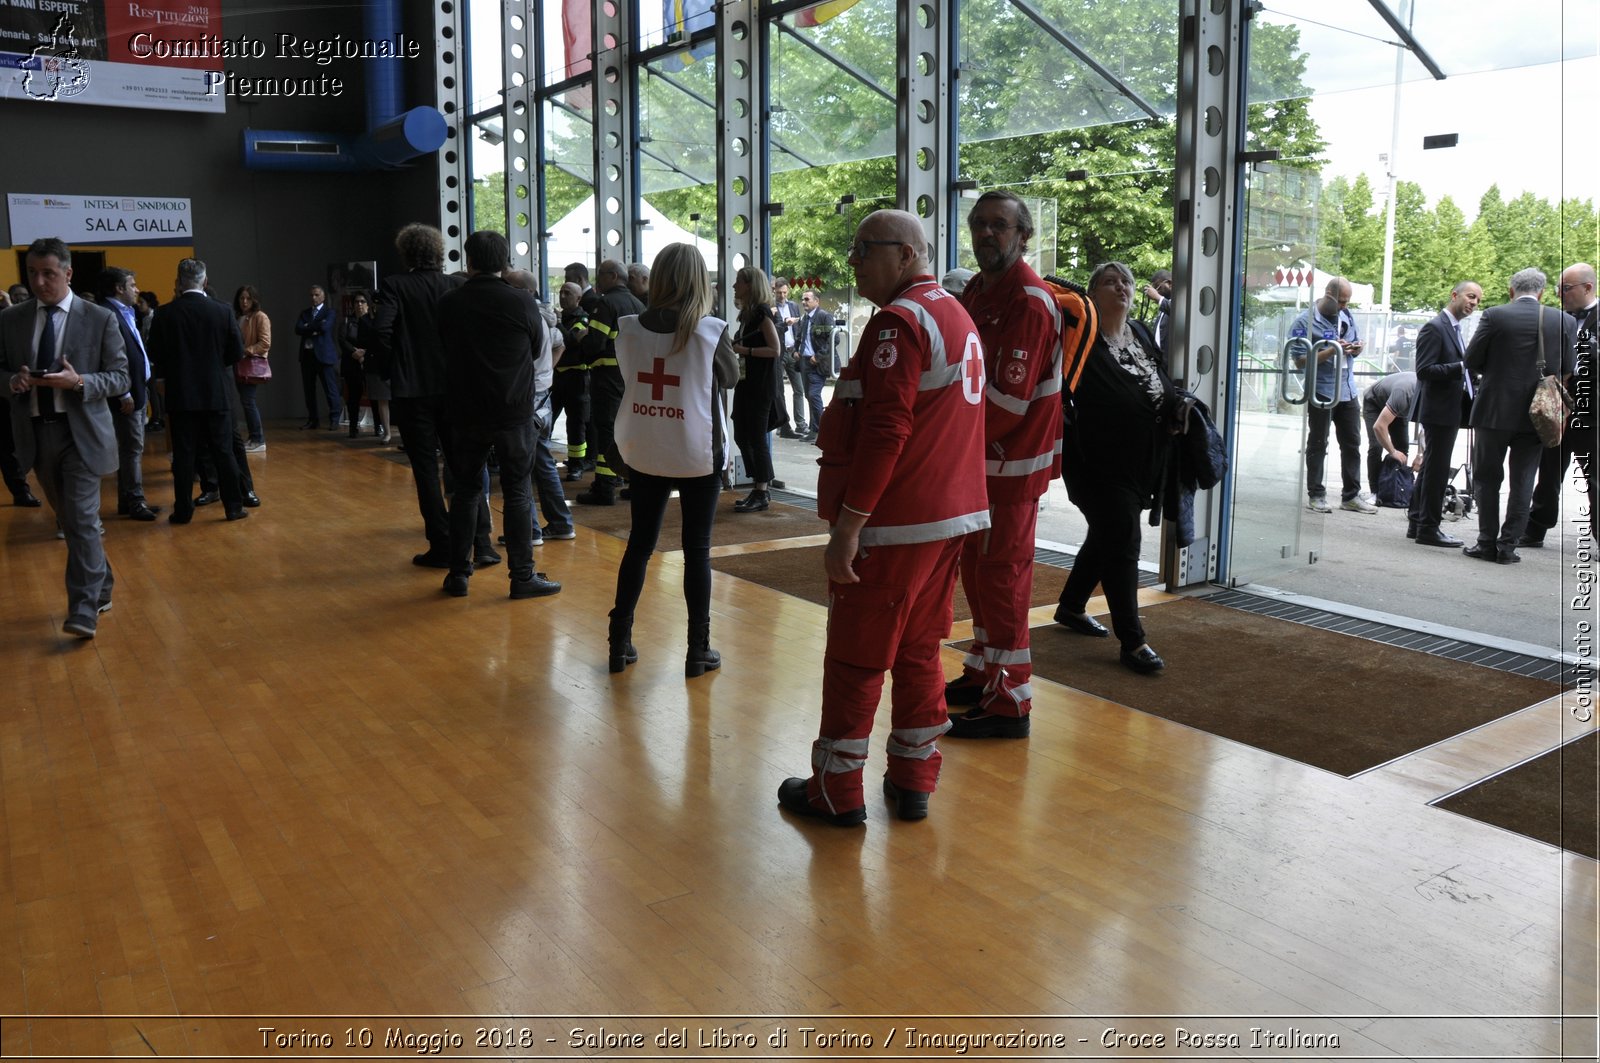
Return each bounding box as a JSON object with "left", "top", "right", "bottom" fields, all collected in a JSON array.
[{"left": 608, "top": 243, "right": 739, "bottom": 677}]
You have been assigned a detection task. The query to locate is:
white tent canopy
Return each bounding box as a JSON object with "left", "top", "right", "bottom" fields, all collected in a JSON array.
[{"left": 544, "top": 195, "right": 719, "bottom": 278}]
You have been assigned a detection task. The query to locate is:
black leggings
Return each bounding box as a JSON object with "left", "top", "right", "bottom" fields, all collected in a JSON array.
[
  {"left": 1059, "top": 479, "right": 1148, "bottom": 651},
  {"left": 612, "top": 471, "right": 722, "bottom": 624}
]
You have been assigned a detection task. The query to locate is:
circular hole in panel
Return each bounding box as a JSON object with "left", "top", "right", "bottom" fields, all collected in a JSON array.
[
  {"left": 916, "top": 194, "right": 933, "bottom": 217},
  {"left": 732, "top": 214, "right": 748, "bottom": 234},
  {"left": 1202, "top": 226, "right": 1218, "bottom": 256},
  {"left": 512, "top": 156, "right": 526, "bottom": 172},
  {"left": 443, "top": 75, "right": 454, "bottom": 90},
  {"left": 606, "top": 131, "right": 620, "bottom": 149},
  {"left": 733, "top": 137, "right": 748, "bottom": 157},
  {"left": 442, "top": 25, "right": 453, "bottom": 39},
  {"left": 732, "top": 253, "right": 747, "bottom": 271},
  {"left": 604, "top": 0, "right": 616, "bottom": 14},
  {"left": 917, "top": 52, "right": 932, "bottom": 76},
  {"left": 606, "top": 164, "right": 620, "bottom": 181},
  {"left": 446, "top": 175, "right": 458, "bottom": 188},
  {"left": 918, "top": 4, "right": 934, "bottom": 28},
  {"left": 512, "top": 128, "right": 526, "bottom": 144},
  {"left": 732, "top": 59, "right": 747, "bottom": 79},
  {"left": 1197, "top": 345, "right": 1215, "bottom": 375},
  {"left": 1205, "top": 106, "right": 1221, "bottom": 136},
  {"left": 916, "top": 146, "right": 933, "bottom": 171},
  {"left": 511, "top": 71, "right": 525, "bottom": 86},
  {"left": 1199, "top": 286, "right": 1216, "bottom": 315},
  {"left": 511, "top": 43, "right": 524, "bottom": 60},
  {"left": 516, "top": 212, "right": 529, "bottom": 227},
  {"left": 446, "top": 150, "right": 458, "bottom": 163},
  {"left": 446, "top": 202, "right": 459, "bottom": 216},
  {"left": 606, "top": 229, "right": 621, "bottom": 247},
  {"left": 443, "top": 101, "right": 456, "bottom": 113},
  {"left": 605, "top": 66, "right": 619, "bottom": 84},
  {"left": 516, "top": 241, "right": 529, "bottom": 256},
  {"left": 515, "top": 184, "right": 528, "bottom": 200},
  {"left": 1207, "top": 46, "right": 1223, "bottom": 76},
  {"left": 510, "top": 14, "right": 523, "bottom": 31},
  {"left": 732, "top": 20, "right": 747, "bottom": 40},
  {"left": 604, "top": 33, "right": 617, "bottom": 49},
  {"left": 604, "top": 99, "right": 618, "bottom": 116},
  {"left": 443, "top": 50, "right": 454, "bottom": 64},
  {"left": 605, "top": 196, "right": 620, "bottom": 214},
  {"left": 1203, "top": 166, "right": 1220, "bottom": 196},
  {"left": 441, "top": 0, "right": 453, "bottom": 11},
  {"left": 733, "top": 98, "right": 746, "bottom": 118},
  {"left": 1211, "top": 0, "right": 1226, "bottom": 12},
  {"left": 732, "top": 176, "right": 747, "bottom": 195},
  {"left": 918, "top": 99, "right": 933, "bottom": 123},
  {"left": 513, "top": 99, "right": 526, "bottom": 115}
]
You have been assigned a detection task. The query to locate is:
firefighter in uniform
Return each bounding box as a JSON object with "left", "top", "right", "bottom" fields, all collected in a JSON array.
[
  {"left": 554, "top": 281, "right": 592, "bottom": 481},
  {"left": 778, "top": 210, "right": 990, "bottom": 826},
  {"left": 945, "top": 190, "right": 1084, "bottom": 738},
  {"left": 575, "top": 260, "right": 644, "bottom": 505}
]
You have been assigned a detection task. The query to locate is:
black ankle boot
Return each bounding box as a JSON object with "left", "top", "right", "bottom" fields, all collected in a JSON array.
[
  {"left": 685, "top": 620, "right": 721, "bottom": 677},
  {"left": 608, "top": 611, "right": 638, "bottom": 673},
  {"left": 732, "top": 488, "right": 770, "bottom": 513}
]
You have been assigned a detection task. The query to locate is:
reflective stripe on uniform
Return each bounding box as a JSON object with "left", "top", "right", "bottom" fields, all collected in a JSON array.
[
  {"left": 811, "top": 736, "right": 869, "bottom": 775},
  {"left": 888, "top": 295, "right": 971, "bottom": 393},
  {"left": 591, "top": 357, "right": 618, "bottom": 367},
  {"left": 858, "top": 508, "right": 989, "bottom": 547},
  {"left": 887, "top": 719, "right": 951, "bottom": 760},
  {"left": 983, "top": 646, "right": 1031, "bottom": 666},
  {"left": 588, "top": 319, "right": 618, "bottom": 339},
  {"left": 984, "top": 441, "right": 1061, "bottom": 478}
]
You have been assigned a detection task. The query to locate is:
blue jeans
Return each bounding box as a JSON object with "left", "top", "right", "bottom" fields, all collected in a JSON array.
[{"left": 236, "top": 380, "right": 263, "bottom": 443}]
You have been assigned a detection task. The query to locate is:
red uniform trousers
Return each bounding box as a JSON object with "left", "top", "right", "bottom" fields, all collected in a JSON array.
[
  {"left": 957, "top": 499, "right": 1039, "bottom": 716},
  {"left": 804, "top": 537, "right": 962, "bottom": 815}
]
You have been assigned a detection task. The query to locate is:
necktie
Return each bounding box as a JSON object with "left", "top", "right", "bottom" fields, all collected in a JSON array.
[
  {"left": 36, "top": 305, "right": 59, "bottom": 417},
  {"left": 1454, "top": 323, "right": 1474, "bottom": 400}
]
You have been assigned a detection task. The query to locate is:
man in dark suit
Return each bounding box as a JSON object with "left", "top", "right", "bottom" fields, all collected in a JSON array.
[
  {"left": 148, "top": 258, "right": 250, "bottom": 524},
  {"left": 372, "top": 223, "right": 496, "bottom": 569},
  {"left": 293, "top": 284, "right": 342, "bottom": 429},
  {"left": 97, "top": 267, "right": 160, "bottom": 521},
  {"left": 434, "top": 231, "right": 561, "bottom": 600},
  {"left": 1463, "top": 267, "right": 1577, "bottom": 564},
  {"left": 2, "top": 238, "right": 130, "bottom": 638},
  {"left": 1524, "top": 262, "right": 1598, "bottom": 546},
  {"left": 1410, "top": 280, "right": 1481, "bottom": 546}
]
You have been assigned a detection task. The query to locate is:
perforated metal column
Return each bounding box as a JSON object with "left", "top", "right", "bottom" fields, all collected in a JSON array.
[
  {"left": 593, "top": 0, "right": 638, "bottom": 266},
  {"left": 434, "top": 0, "right": 470, "bottom": 268},
  {"left": 502, "top": 0, "right": 537, "bottom": 272},
  {"left": 898, "top": 0, "right": 954, "bottom": 271},
  {"left": 717, "top": 1, "right": 761, "bottom": 291},
  {"left": 1167, "top": 0, "right": 1246, "bottom": 587}
]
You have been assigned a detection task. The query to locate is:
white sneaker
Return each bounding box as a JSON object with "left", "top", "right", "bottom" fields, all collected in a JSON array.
[
  {"left": 1307, "top": 497, "right": 1332, "bottom": 513},
  {"left": 1341, "top": 497, "right": 1378, "bottom": 514},
  {"left": 244, "top": 440, "right": 266, "bottom": 453}
]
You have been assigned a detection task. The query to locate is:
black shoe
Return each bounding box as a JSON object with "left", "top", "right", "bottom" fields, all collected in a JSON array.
[
  {"left": 97, "top": 598, "right": 113, "bottom": 615},
  {"left": 542, "top": 524, "right": 577, "bottom": 540},
  {"left": 299, "top": 420, "right": 318, "bottom": 430},
  {"left": 1406, "top": 524, "right": 1418, "bottom": 540},
  {"left": 576, "top": 480, "right": 617, "bottom": 505},
  {"left": 442, "top": 573, "right": 469, "bottom": 597},
  {"left": 778, "top": 427, "right": 800, "bottom": 439},
  {"left": 412, "top": 550, "right": 451, "bottom": 569},
  {"left": 882, "top": 779, "right": 929, "bottom": 821},
  {"left": 375, "top": 427, "right": 389, "bottom": 443},
  {"left": 1496, "top": 548, "right": 1521, "bottom": 565},
  {"left": 777, "top": 778, "right": 865, "bottom": 827},
  {"left": 686, "top": 620, "right": 721, "bottom": 677},
  {"left": 1053, "top": 607, "right": 1110, "bottom": 638},
  {"left": 168, "top": 511, "right": 193, "bottom": 525},
  {"left": 510, "top": 572, "right": 561, "bottom": 599},
  {"left": 944, "top": 675, "right": 985, "bottom": 706},
  {"left": 563, "top": 467, "right": 585, "bottom": 482},
  {"left": 1518, "top": 532, "right": 1546, "bottom": 548},
  {"left": 474, "top": 548, "right": 502, "bottom": 568},
  {"left": 195, "top": 491, "right": 220, "bottom": 507},
  {"left": 145, "top": 420, "right": 163, "bottom": 431},
  {"left": 609, "top": 612, "right": 637, "bottom": 672},
  {"left": 801, "top": 432, "right": 818, "bottom": 443},
  {"left": 1415, "top": 530, "right": 1463, "bottom": 548},
  {"left": 946, "top": 708, "right": 1031, "bottom": 739},
  {"left": 1462, "top": 543, "right": 1498, "bottom": 563},
  {"left": 242, "top": 491, "right": 260, "bottom": 508},
  {"left": 128, "top": 503, "right": 160, "bottom": 521},
  {"left": 1120, "top": 644, "right": 1166, "bottom": 674},
  {"left": 225, "top": 509, "right": 249, "bottom": 522},
  {"left": 62, "top": 615, "right": 97, "bottom": 639},
  {"left": 13, "top": 489, "right": 41, "bottom": 507},
  {"left": 732, "top": 489, "right": 770, "bottom": 513}
]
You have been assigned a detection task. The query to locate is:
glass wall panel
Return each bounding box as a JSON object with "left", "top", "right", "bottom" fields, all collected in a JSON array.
[
  {"left": 542, "top": 0, "right": 593, "bottom": 87},
  {"left": 542, "top": 90, "right": 597, "bottom": 292},
  {"left": 637, "top": 49, "right": 720, "bottom": 272},
  {"left": 767, "top": 0, "right": 897, "bottom": 173},
  {"left": 467, "top": 0, "right": 506, "bottom": 233}
]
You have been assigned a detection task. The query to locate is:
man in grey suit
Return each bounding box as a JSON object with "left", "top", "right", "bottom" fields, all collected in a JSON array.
[
  {"left": 1, "top": 238, "right": 130, "bottom": 638},
  {"left": 1410, "top": 280, "right": 1481, "bottom": 547},
  {"left": 1463, "top": 267, "right": 1577, "bottom": 564}
]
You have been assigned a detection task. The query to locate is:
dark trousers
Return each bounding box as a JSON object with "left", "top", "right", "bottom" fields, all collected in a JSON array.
[
  {"left": 1306, "top": 398, "right": 1363, "bottom": 501},
  {"left": 1414, "top": 421, "right": 1460, "bottom": 532},
  {"left": 589, "top": 363, "right": 625, "bottom": 480},
  {"left": 782, "top": 355, "right": 807, "bottom": 428},
  {"left": 1362, "top": 407, "right": 1410, "bottom": 496},
  {"left": 1059, "top": 479, "right": 1147, "bottom": 652},
  {"left": 732, "top": 378, "right": 775, "bottom": 483},
  {"left": 112, "top": 406, "right": 146, "bottom": 508},
  {"left": 1528, "top": 426, "right": 1598, "bottom": 540},
  {"left": 551, "top": 367, "right": 589, "bottom": 462},
  {"left": 236, "top": 380, "right": 264, "bottom": 443},
  {"left": 341, "top": 358, "right": 365, "bottom": 433},
  {"left": 392, "top": 395, "right": 488, "bottom": 554},
  {"left": 0, "top": 397, "right": 30, "bottom": 498},
  {"left": 448, "top": 419, "right": 536, "bottom": 580},
  {"left": 612, "top": 470, "right": 721, "bottom": 624},
  {"left": 1472, "top": 426, "right": 1543, "bottom": 551},
  {"left": 171, "top": 409, "right": 242, "bottom": 517},
  {"left": 802, "top": 361, "right": 826, "bottom": 432},
  {"left": 299, "top": 350, "right": 342, "bottom": 425}
]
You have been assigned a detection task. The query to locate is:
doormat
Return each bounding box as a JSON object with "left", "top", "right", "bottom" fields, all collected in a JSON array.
[
  {"left": 979, "top": 596, "right": 1561, "bottom": 777},
  {"left": 568, "top": 488, "right": 827, "bottom": 548},
  {"left": 710, "top": 543, "right": 1072, "bottom": 624},
  {"left": 1433, "top": 731, "right": 1598, "bottom": 861}
]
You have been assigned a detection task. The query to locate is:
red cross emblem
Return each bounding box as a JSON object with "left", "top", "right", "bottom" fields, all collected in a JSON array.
[{"left": 638, "top": 357, "right": 681, "bottom": 401}]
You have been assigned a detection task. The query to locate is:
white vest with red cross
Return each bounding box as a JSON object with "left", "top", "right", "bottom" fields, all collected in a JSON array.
[{"left": 615, "top": 314, "right": 728, "bottom": 478}]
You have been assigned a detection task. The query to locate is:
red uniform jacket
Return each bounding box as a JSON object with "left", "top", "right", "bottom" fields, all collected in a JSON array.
[{"left": 816, "top": 276, "right": 990, "bottom": 547}]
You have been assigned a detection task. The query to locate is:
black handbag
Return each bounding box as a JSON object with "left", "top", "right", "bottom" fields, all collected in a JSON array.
[{"left": 1375, "top": 457, "right": 1415, "bottom": 508}]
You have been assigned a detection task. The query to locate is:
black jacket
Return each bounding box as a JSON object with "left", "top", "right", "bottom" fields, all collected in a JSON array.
[
  {"left": 372, "top": 268, "right": 465, "bottom": 398},
  {"left": 1466, "top": 297, "right": 1576, "bottom": 433},
  {"left": 437, "top": 274, "right": 545, "bottom": 428},
  {"left": 148, "top": 290, "right": 244, "bottom": 413}
]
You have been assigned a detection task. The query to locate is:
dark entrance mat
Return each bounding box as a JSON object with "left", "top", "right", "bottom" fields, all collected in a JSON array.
[
  {"left": 710, "top": 543, "right": 1072, "bottom": 624},
  {"left": 995, "top": 597, "right": 1562, "bottom": 777},
  {"left": 568, "top": 486, "right": 828, "bottom": 548},
  {"left": 1434, "top": 731, "right": 1598, "bottom": 860}
]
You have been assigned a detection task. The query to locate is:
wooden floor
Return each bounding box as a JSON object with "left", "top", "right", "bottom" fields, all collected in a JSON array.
[{"left": 0, "top": 425, "right": 1595, "bottom": 1061}]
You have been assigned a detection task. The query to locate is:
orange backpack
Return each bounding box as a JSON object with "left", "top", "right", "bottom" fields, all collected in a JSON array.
[{"left": 1042, "top": 275, "right": 1098, "bottom": 394}]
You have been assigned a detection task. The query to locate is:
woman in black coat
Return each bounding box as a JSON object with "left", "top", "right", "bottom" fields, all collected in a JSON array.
[
  {"left": 1055, "top": 261, "right": 1182, "bottom": 674},
  {"left": 728, "top": 266, "right": 783, "bottom": 512}
]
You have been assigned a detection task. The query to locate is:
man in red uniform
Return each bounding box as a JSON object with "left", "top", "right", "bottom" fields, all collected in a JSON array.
[
  {"left": 778, "top": 210, "right": 989, "bottom": 826},
  {"left": 945, "top": 190, "right": 1070, "bottom": 738}
]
